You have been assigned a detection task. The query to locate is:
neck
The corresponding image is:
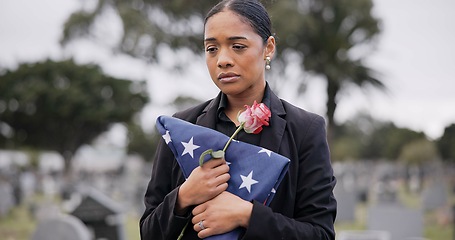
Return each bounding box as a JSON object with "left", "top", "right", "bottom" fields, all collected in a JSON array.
[{"left": 224, "top": 85, "right": 265, "bottom": 125}]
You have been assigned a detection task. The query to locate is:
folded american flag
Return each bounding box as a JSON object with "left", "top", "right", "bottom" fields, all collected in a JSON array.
[{"left": 156, "top": 115, "right": 290, "bottom": 239}]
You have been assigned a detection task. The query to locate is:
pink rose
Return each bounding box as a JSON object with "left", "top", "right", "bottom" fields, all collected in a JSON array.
[
  {"left": 238, "top": 101, "right": 271, "bottom": 134},
  {"left": 201, "top": 101, "right": 272, "bottom": 157}
]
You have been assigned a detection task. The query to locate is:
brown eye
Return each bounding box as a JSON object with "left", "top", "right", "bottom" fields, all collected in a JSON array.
[
  {"left": 233, "top": 44, "right": 246, "bottom": 50},
  {"left": 206, "top": 46, "right": 218, "bottom": 53}
]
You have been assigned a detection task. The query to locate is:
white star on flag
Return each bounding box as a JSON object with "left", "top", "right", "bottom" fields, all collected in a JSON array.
[
  {"left": 162, "top": 131, "right": 172, "bottom": 144},
  {"left": 258, "top": 148, "right": 272, "bottom": 157},
  {"left": 239, "top": 170, "right": 258, "bottom": 193},
  {"left": 181, "top": 137, "right": 200, "bottom": 158}
]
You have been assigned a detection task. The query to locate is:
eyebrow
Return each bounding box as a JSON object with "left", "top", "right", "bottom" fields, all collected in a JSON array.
[{"left": 204, "top": 36, "right": 248, "bottom": 42}]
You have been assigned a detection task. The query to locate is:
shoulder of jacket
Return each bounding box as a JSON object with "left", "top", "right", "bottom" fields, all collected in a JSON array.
[
  {"left": 173, "top": 99, "right": 213, "bottom": 123},
  {"left": 278, "top": 99, "right": 326, "bottom": 133}
]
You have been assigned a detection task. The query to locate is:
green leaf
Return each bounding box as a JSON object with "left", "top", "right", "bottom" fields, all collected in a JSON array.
[
  {"left": 199, "top": 149, "right": 213, "bottom": 166},
  {"left": 211, "top": 150, "right": 225, "bottom": 159}
]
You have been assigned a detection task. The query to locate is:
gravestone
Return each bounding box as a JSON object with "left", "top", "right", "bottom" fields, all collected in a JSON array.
[
  {"left": 33, "top": 202, "right": 61, "bottom": 221},
  {"left": 367, "top": 204, "right": 423, "bottom": 240},
  {"left": 373, "top": 175, "right": 398, "bottom": 205},
  {"left": 71, "top": 186, "right": 126, "bottom": 240},
  {"left": 337, "top": 230, "right": 390, "bottom": 240},
  {"left": 31, "top": 214, "right": 91, "bottom": 240},
  {"left": 334, "top": 181, "right": 357, "bottom": 222},
  {"left": 421, "top": 180, "right": 448, "bottom": 211},
  {"left": 333, "top": 163, "right": 358, "bottom": 223},
  {"left": 0, "top": 181, "right": 14, "bottom": 218},
  {"left": 19, "top": 170, "right": 36, "bottom": 203}
]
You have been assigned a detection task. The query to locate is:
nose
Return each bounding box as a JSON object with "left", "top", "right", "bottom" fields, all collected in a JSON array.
[{"left": 217, "top": 49, "right": 234, "bottom": 68}]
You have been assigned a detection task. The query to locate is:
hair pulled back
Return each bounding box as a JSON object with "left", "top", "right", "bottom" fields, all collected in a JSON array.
[{"left": 204, "top": 0, "right": 272, "bottom": 43}]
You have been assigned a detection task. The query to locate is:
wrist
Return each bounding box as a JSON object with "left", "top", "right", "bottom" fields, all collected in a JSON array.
[
  {"left": 239, "top": 200, "right": 253, "bottom": 228},
  {"left": 176, "top": 184, "right": 191, "bottom": 215}
]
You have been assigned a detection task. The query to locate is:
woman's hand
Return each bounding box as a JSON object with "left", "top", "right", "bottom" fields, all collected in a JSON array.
[
  {"left": 191, "top": 191, "right": 253, "bottom": 238},
  {"left": 176, "top": 158, "right": 230, "bottom": 214}
]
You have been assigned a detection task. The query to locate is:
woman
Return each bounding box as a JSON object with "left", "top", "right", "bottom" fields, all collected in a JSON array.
[{"left": 140, "top": 0, "right": 337, "bottom": 239}]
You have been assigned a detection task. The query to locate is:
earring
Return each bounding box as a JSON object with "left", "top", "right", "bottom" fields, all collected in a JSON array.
[{"left": 265, "top": 56, "right": 271, "bottom": 70}]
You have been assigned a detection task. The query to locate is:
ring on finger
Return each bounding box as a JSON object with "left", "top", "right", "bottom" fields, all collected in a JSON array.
[{"left": 198, "top": 220, "right": 206, "bottom": 230}]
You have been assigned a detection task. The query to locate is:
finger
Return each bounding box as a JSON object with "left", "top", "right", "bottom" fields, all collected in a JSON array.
[
  {"left": 214, "top": 162, "right": 230, "bottom": 174},
  {"left": 193, "top": 223, "right": 200, "bottom": 232},
  {"left": 198, "top": 228, "right": 212, "bottom": 239},
  {"left": 215, "top": 172, "right": 230, "bottom": 184},
  {"left": 192, "top": 203, "right": 207, "bottom": 216},
  {"left": 202, "top": 158, "right": 226, "bottom": 169},
  {"left": 209, "top": 163, "right": 229, "bottom": 179},
  {"left": 215, "top": 182, "right": 228, "bottom": 192},
  {"left": 193, "top": 220, "right": 208, "bottom": 232}
]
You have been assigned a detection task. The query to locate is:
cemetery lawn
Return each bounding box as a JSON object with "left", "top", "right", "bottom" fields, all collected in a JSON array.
[
  {"left": 0, "top": 203, "right": 142, "bottom": 240},
  {"left": 0, "top": 204, "right": 36, "bottom": 240},
  {"left": 335, "top": 184, "right": 455, "bottom": 240},
  {"left": 335, "top": 203, "right": 453, "bottom": 240},
  {"left": 126, "top": 213, "right": 141, "bottom": 240},
  {"left": 0, "top": 187, "right": 453, "bottom": 240},
  {"left": 2, "top": 204, "right": 452, "bottom": 240}
]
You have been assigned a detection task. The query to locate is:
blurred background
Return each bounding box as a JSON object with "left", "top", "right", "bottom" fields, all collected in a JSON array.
[{"left": 0, "top": 0, "right": 454, "bottom": 240}]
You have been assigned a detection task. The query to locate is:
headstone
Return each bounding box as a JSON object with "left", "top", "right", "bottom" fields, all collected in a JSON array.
[
  {"left": 368, "top": 162, "right": 401, "bottom": 206},
  {"left": 421, "top": 180, "right": 448, "bottom": 211},
  {"left": 333, "top": 163, "right": 359, "bottom": 223},
  {"left": 71, "top": 186, "right": 126, "bottom": 240},
  {"left": 33, "top": 202, "right": 61, "bottom": 221},
  {"left": 19, "top": 170, "right": 36, "bottom": 203},
  {"left": 373, "top": 176, "right": 398, "bottom": 205},
  {"left": 407, "top": 165, "right": 422, "bottom": 193},
  {"left": 337, "top": 230, "right": 390, "bottom": 240},
  {"left": 367, "top": 205, "right": 423, "bottom": 240},
  {"left": 41, "top": 174, "right": 58, "bottom": 198},
  {"left": 0, "top": 181, "right": 14, "bottom": 218},
  {"left": 31, "top": 214, "right": 91, "bottom": 240},
  {"left": 334, "top": 181, "right": 357, "bottom": 222}
]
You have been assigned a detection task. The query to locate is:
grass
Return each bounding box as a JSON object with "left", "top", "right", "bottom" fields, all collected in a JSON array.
[
  {"left": 125, "top": 213, "right": 141, "bottom": 240},
  {"left": 1, "top": 186, "right": 453, "bottom": 240},
  {"left": 335, "top": 204, "right": 454, "bottom": 240},
  {"left": 0, "top": 204, "right": 36, "bottom": 240},
  {"left": 0, "top": 202, "right": 143, "bottom": 240},
  {"left": 335, "top": 182, "right": 454, "bottom": 240}
]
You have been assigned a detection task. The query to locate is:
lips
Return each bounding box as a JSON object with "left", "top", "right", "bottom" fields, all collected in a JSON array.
[{"left": 218, "top": 72, "right": 240, "bottom": 82}]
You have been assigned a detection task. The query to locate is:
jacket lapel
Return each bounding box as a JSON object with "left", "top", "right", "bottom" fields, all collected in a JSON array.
[
  {"left": 259, "top": 90, "right": 286, "bottom": 153},
  {"left": 195, "top": 92, "right": 221, "bottom": 129}
]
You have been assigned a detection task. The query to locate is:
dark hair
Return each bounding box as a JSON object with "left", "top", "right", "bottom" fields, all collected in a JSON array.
[{"left": 204, "top": 0, "right": 272, "bottom": 43}]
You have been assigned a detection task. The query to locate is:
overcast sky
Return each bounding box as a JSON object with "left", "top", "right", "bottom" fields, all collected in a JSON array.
[{"left": 1, "top": 0, "right": 454, "bottom": 140}]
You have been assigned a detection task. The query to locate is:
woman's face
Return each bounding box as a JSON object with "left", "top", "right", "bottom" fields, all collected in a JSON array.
[{"left": 204, "top": 10, "right": 274, "bottom": 98}]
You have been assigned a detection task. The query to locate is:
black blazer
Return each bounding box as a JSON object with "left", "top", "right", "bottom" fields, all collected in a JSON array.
[{"left": 140, "top": 87, "right": 337, "bottom": 240}]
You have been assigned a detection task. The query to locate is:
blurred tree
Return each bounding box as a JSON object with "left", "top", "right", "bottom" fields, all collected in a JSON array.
[
  {"left": 269, "top": 0, "right": 384, "bottom": 142},
  {"left": 398, "top": 138, "right": 439, "bottom": 166},
  {"left": 126, "top": 96, "right": 203, "bottom": 163},
  {"left": 331, "top": 113, "right": 430, "bottom": 161},
  {"left": 331, "top": 114, "right": 368, "bottom": 161},
  {"left": 0, "top": 59, "right": 148, "bottom": 174},
  {"left": 331, "top": 136, "right": 363, "bottom": 161},
  {"left": 61, "top": 0, "right": 214, "bottom": 62},
  {"left": 61, "top": 0, "right": 384, "bottom": 143},
  {"left": 127, "top": 123, "right": 160, "bottom": 162},
  {"left": 172, "top": 95, "right": 203, "bottom": 111},
  {"left": 437, "top": 123, "right": 455, "bottom": 162},
  {"left": 362, "top": 122, "right": 426, "bottom": 160}
]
